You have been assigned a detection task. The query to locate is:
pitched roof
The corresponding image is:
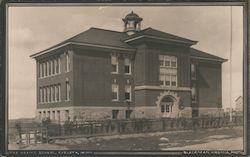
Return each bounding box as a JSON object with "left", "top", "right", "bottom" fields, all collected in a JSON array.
[
  {"left": 69, "top": 27, "right": 134, "bottom": 49},
  {"left": 190, "top": 48, "right": 227, "bottom": 62},
  {"left": 31, "top": 27, "right": 225, "bottom": 63},
  {"left": 124, "top": 27, "right": 197, "bottom": 45},
  {"left": 30, "top": 27, "right": 135, "bottom": 58}
]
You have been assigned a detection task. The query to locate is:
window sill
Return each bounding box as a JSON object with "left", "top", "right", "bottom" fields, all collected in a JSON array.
[
  {"left": 192, "top": 100, "right": 197, "bottom": 103},
  {"left": 39, "top": 101, "right": 61, "bottom": 104},
  {"left": 160, "top": 66, "right": 177, "bottom": 69},
  {"left": 124, "top": 100, "right": 132, "bottom": 103},
  {"left": 112, "top": 100, "right": 119, "bottom": 102},
  {"left": 159, "top": 85, "right": 178, "bottom": 88},
  {"left": 124, "top": 73, "right": 132, "bottom": 75},
  {"left": 38, "top": 73, "right": 61, "bottom": 79},
  {"left": 111, "top": 72, "right": 119, "bottom": 74}
]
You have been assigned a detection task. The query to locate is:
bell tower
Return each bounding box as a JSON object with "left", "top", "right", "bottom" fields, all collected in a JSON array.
[{"left": 122, "top": 11, "right": 143, "bottom": 35}]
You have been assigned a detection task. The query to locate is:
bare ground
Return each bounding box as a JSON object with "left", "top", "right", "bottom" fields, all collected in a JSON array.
[{"left": 9, "top": 126, "right": 243, "bottom": 151}]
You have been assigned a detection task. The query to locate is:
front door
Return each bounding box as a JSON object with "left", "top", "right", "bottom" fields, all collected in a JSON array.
[{"left": 160, "top": 97, "right": 174, "bottom": 117}]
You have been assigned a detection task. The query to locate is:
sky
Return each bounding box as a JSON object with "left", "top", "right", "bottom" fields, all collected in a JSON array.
[{"left": 8, "top": 5, "right": 243, "bottom": 119}]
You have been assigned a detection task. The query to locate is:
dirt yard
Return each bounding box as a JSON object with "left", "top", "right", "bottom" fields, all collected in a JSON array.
[{"left": 9, "top": 126, "right": 243, "bottom": 151}]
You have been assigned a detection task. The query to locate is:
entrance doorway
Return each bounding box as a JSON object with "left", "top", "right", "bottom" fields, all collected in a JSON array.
[{"left": 160, "top": 96, "right": 174, "bottom": 117}]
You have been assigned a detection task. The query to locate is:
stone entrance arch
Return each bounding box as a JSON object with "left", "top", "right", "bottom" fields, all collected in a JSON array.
[{"left": 155, "top": 91, "right": 180, "bottom": 118}]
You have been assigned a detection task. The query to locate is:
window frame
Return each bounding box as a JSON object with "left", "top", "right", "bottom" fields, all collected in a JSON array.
[
  {"left": 111, "top": 55, "right": 119, "bottom": 74},
  {"left": 66, "top": 81, "right": 70, "bottom": 101},
  {"left": 125, "top": 85, "right": 132, "bottom": 101},
  {"left": 159, "top": 55, "right": 178, "bottom": 87},
  {"left": 112, "top": 84, "right": 119, "bottom": 101},
  {"left": 65, "top": 53, "right": 70, "bottom": 72},
  {"left": 124, "top": 58, "right": 131, "bottom": 75}
]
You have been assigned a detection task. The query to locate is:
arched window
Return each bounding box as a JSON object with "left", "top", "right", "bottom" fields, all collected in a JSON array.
[{"left": 160, "top": 96, "right": 174, "bottom": 113}]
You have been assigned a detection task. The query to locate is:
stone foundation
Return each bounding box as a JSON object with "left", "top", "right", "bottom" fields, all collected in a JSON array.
[
  {"left": 133, "top": 106, "right": 192, "bottom": 118},
  {"left": 198, "top": 108, "right": 224, "bottom": 117},
  {"left": 36, "top": 106, "right": 133, "bottom": 123},
  {"left": 36, "top": 106, "right": 223, "bottom": 124}
]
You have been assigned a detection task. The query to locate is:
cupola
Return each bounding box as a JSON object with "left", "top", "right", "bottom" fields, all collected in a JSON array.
[{"left": 122, "top": 11, "right": 143, "bottom": 35}]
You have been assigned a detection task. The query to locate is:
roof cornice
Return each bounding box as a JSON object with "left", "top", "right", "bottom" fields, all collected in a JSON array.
[
  {"left": 190, "top": 56, "right": 227, "bottom": 62},
  {"left": 124, "top": 35, "right": 198, "bottom": 45},
  {"left": 30, "top": 42, "right": 135, "bottom": 58}
]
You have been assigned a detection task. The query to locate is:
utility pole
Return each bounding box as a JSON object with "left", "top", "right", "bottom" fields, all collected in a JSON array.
[{"left": 229, "top": 6, "right": 233, "bottom": 122}]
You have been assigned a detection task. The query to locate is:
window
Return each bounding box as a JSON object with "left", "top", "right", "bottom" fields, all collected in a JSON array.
[
  {"left": 55, "top": 59, "right": 58, "bottom": 74},
  {"left": 65, "top": 53, "right": 70, "bottom": 72},
  {"left": 159, "top": 60, "right": 164, "bottom": 67},
  {"left": 112, "top": 84, "right": 119, "bottom": 101},
  {"left": 48, "top": 60, "right": 51, "bottom": 75},
  {"left": 48, "top": 86, "right": 51, "bottom": 102},
  {"left": 38, "top": 112, "right": 42, "bottom": 120},
  {"left": 50, "top": 86, "right": 53, "bottom": 102},
  {"left": 58, "top": 84, "right": 61, "bottom": 101},
  {"left": 43, "top": 88, "right": 46, "bottom": 103},
  {"left": 159, "top": 55, "right": 177, "bottom": 68},
  {"left": 54, "top": 86, "right": 57, "bottom": 102},
  {"left": 165, "top": 104, "right": 170, "bottom": 112},
  {"left": 65, "top": 110, "right": 69, "bottom": 121},
  {"left": 39, "top": 63, "right": 42, "bottom": 78},
  {"left": 165, "top": 75, "right": 171, "bottom": 86},
  {"left": 125, "top": 85, "right": 131, "bottom": 101},
  {"left": 171, "top": 75, "right": 177, "bottom": 87},
  {"left": 55, "top": 86, "right": 58, "bottom": 102},
  {"left": 52, "top": 111, "right": 55, "bottom": 120},
  {"left": 53, "top": 59, "right": 56, "bottom": 74},
  {"left": 171, "top": 60, "right": 177, "bottom": 68},
  {"left": 39, "top": 88, "right": 42, "bottom": 103},
  {"left": 66, "top": 81, "right": 70, "bottom": 101},
  {"left": 165, "top": 60, "right": 171, "bottom": 67},
  {"left": 46, "top": 61, "right": 49, "bottom": 76},
  {"left": 112, "top": 110, "right": 119, "bottom": 119},
  {"left": 125, "top": 110, "right": 132, "bottom": 119},
  {"left": 161, "top": 104, "right": 165, "bottom": 113},
  {"left": 159, "top": 74, "right": 164, "bottom": 86},
  {"left": 39, "top": 57, "right": 61, "bottom": 78},
  {"left": 46, "top": 87, "right": 49, "bottom": 103},
  {"left": 159, "top": 55, "right": 178, "bottom": 87},
  {"left": 57, "top": 110, "right": 60, "bottom": 121},
  {"left": 43, "top": 62, "right": 46, "bottom": 77},
  {"left": 161, "top": 103, "right": 173, "bottom": 113},
  {"left": 191, "top": 63, "right": 196, "bottom": 80},
  {"left": 49, "top": 60, "right": 52, "bottom": 76},
  {"left": 191, "top": 83, "right": 197, "bottom": 102},
  {"left": 40, "top": 84, "right": 61, "bottom": 103},
  {"left": 111, "top": 55, "right": 118, "bottom": 73},
  {"left": 43, "top": 111, "right": 46, "bottom": 118},
  {"left": 58, "top": 58, "right": 61, "bottom": 73},
  {"left": 124, "top": 58, "right": 131, "bottom": 74},
  {"left": 192, "top": 108, "right": 199, "bottom": 118},
  {"left": 47, "top": 111, "right": 51, "bottom": 119}
]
